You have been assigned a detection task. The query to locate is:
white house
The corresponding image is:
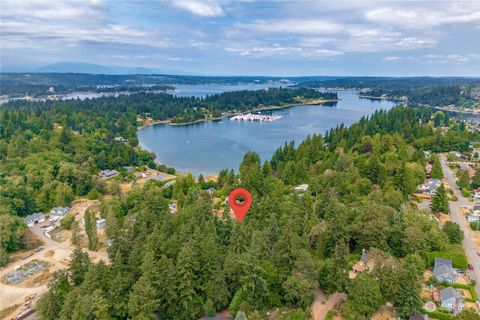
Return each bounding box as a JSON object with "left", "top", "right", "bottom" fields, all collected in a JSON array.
[
  {"left": 24, "top": 213, "right": 45, "bottom": 228},
  {"left": 49, "top": 207, "right": 70, "bottom": 222}
]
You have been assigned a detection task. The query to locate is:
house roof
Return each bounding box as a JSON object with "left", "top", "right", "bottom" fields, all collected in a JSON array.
[
  {"left": 434, "top": 264, "right": 455, "bottom": 278},
  {"left": 434, "top": 257, "right": 452, "bottom": 269},
  {"left": 440, "top": 287, "right": 460, "bottom": 301}
]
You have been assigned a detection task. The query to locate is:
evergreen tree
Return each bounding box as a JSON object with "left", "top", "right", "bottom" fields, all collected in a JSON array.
[
  {"left": 430, "top": 157, "right": 443, "bottom": 179},
  {"left": 430, "top": 184, "right": 449, "bottom": 213},
  {"left": 396, "top": 263, "right": 422, "bottom": 318},
  {"left": 84, "top": 210, "right": 98, "bottom": 251},
  {"left": 395, "top": 162, "right": 416, "bottom": 198},
  {"left": 341, "top": 273, "right": 382, "bottom": 319},
  {"left": 443, "top": 221, "right": 464, "bottom": 244},
  {"left": 175, "top": 245, "right": 201, "bottom": 319},
  {"left": 69, "top": 247, "right": 91, "bottom": 285}
]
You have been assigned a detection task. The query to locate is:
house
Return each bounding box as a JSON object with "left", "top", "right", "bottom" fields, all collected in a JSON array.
[
  {"left": 294, "top": 184, "right": 309, "bottom": 192},
  {"left": 349, "top": 249, "right": 375, "bottom": 279},
  {"left": 409, "top": 315, "right": 429, "bottom": 320},
  {"left": 440, "top": 287, "right": 464, "bottom": 314},
  {"left": 473, "top": 189, "right": 480, "bottom": 200},
  {"left": 434, "top": 258, "right": 456, "bottom": 284},
  {"left": 96, "top": 218, "right": 106, "bottom": 228},
  {"left": 419, "top": 179, "right": 442, "bottom": 195},
  {"left": 134, "top": 171, "right": 147, "bottom": 179},
  {"left": 164, "top": 180, "right": 175, "bottom": 188},
  {"left": 467, "top": 214, "right": 480, "bottom": 223},
  {"left": 24, "top": 213, "right": 45, "bottom": 228},
  {"left": 168, "top": 202, "right": 177, "bottom": 213},
  {"left": 472, "top": 205, "right": 480, "bottom": 216},
  {"left": 207, "top": 187, "right": 216, "bottom": 196},
  {"left": 459, "top": 163, "right": 475, "bottom": 178},
  {"left": 123, "top": 166, "right": 133, "bottom": 172},
  {"left": 49, "top": 207, "right": 70, "bottom": 222},
  {"left": 99, "top": 169, "right": 119, "bottom": 178},
  {"left": 114, "top": 136, "right": 127, "bottom": 142}
]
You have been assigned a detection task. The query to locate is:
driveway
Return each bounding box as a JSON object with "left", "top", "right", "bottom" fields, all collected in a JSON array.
[
  {"left": 311, "top": 288, "right": 346, "bottom": 320},
  {"left": 440, "top": 154, "right": 480, "bottom": 296}
]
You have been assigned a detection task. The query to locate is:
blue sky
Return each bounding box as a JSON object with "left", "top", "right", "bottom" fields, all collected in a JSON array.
[{"left": 1, "top": 0, "right": 479, "bottom": 76}]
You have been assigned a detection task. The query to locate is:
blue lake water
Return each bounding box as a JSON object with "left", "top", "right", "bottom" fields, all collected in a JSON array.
[{"left": 138, "top": 86, "right": 397, "bottom": 175}]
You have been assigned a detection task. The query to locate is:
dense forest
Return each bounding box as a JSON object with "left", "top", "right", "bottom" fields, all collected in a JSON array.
[
  {"left": 8, "top": 103, "right": 474, "bottom": 319},
  {"left": 299, "top": 77, "right": 480, "bottom": 108},
  {"left": 2, "top": 87, "right": 337, "bottom": 125},
  {"left": 2, "top": 83, "right": 479, "bottom": 319}
]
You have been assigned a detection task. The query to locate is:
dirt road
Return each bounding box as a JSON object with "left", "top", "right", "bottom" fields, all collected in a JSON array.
[
  {"left": 440, "top": 154, "right": 480, "bottom": 296},
  {"left": 0, "top": 199, "right": 108, "bottom": 318},
  {"left": 311, "top": 288, "right": 346, "bottom": 320}
]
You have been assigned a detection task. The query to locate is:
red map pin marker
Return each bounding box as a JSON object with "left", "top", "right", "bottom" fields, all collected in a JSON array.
[{"left": 228, "top": 188, "right": 252, "bottom": 223}]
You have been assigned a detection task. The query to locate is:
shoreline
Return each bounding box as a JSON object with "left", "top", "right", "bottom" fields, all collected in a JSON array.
[
  {"left": 431, "top": 105, "right": 480, "bottom": 116},
  {"left": 137, "top": 99, "right": 339, "bottom": 129}
]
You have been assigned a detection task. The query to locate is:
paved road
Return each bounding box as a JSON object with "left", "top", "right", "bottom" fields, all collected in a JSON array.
[{"left": 440, "top": 154, "right": 480, "bottom": 296}]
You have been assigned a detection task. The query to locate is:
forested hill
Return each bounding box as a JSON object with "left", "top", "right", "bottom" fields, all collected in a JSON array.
[
  {"left": 2, "top": 87, "right": 337, "bottom": 124},
  {"left": 298, "top": 77, "right": 480, "bottom": 108},
  {"left": 29, "top": 105, "right": 478, "bottom": 319}
]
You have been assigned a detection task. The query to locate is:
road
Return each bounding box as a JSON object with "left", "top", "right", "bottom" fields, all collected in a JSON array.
[{"left": 440, "top": 154, "right": 480, "bottom": 296}]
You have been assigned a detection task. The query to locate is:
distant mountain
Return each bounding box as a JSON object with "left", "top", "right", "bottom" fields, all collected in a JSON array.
[{"left": 34, "top": 61, "right": 194, "bottom": 75}]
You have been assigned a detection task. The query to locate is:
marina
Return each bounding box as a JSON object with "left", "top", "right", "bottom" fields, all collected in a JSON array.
[{"left": 230, "top": 113, "right": 282, "bottom": 122}]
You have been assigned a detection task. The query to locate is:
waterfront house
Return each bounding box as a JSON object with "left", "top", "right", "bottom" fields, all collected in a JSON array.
[
  {"left": 24, "top": 213, "right": 45, "bottom": 228},
  {"left": 440, "top": 287, "right": 464, "bottom": 314},
  {"left": 434, "top": 258, "right": 456, "bottom": 284}
]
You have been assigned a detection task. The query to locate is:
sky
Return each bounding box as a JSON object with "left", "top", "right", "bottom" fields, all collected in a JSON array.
[{"left": 1, "top": 0, "right": 480, "bottom": 76}]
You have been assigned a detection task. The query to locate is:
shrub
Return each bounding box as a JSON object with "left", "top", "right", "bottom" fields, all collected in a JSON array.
[
  {"left": 87, "top": 188, "right": 100, "bottom": 200},
  {"left": 418, "top": 197, "right": 424, "bottom": 203},
  {"left": 452, "top": 283, "right": 478, "bottom": 301},
  {"left": 426, "top": 247, "right": 468, "bottom": 270},
  {"left": 60, "top": 213, "right": 75, "bottom": 230},
  {"left": 461, "top": 188, "right": 471, "bottom": 197},
  {"left": 470, "top": 221, "right": 480, "bottom": 231}
]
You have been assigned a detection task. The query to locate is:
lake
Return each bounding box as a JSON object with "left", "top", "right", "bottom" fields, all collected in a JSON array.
[{"left": 138, "top": 86, "right": 397, "bottom": 176}]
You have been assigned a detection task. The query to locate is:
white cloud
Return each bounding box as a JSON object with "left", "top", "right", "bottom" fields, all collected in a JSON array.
[
  {"left": 170, "top": 0, "right": 225, "bottom": 17},
  {"left": 383, "top": 53, "right": 480, "bottom": 64},
  {"left": 366, "top": 4, "right": 480, "bottom": 29},
  {"left": 225, "top": 45, "right": 342, "bottom": 58}
]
